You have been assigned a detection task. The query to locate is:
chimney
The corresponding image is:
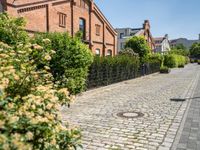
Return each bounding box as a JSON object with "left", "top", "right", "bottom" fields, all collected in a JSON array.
[
  {"left": 165, "top": 34, "right": 168, "bottom": 39},
  {"left": 143, "top": 20, "right": 150, "bottom": 30}
]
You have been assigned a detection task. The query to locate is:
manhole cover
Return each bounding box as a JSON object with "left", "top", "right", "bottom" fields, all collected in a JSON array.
[
  {"left": 117, "top": 111, "right": 144, "bottom": 118},
  {"left": 170, "top": 98, "right": 186, "bottom": 102}
]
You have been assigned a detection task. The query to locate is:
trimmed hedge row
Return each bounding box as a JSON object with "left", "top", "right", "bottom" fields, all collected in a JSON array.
[{"left": 87, "top": 55, "right": 161, "bottom": 89}]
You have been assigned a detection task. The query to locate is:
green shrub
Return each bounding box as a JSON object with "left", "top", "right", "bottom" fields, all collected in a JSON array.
[
  {"left": 0, "top": 13, "right": 29, "bottom": 46},
  {"left": 0, "top": 41, "right": 81, "bottom": 150},
  {"left": 0, "top": 14, "right": 83, "bottom": 150},
  {"left": 147, "top": 53, "right": 164, "bottom": 65},
  {"left": 190, "top": 42, "right": 200, "bottom": 58},
  {"left": 163, "top": 54, "right": 177, "bottom": 68},
  {"left": 178, "top": 64, "right": 185, "bottom": 68},
  {"left": 194, "top": 59, "right": 198, "bottom": 63},
  {"left": 190, "top": 59, "right": 195, "bottom": 63},
  {"left": 164, "top": 54, "right": 186, "bottom": 68},
  {"left": 160, "top": 66, "right": 170, "bottom": 74},
  {"left": 198, "top": 60, "right": 200, "bottom": 65},
  {"left": 33, "top": 32, "right": 94, "bottom": 94}
]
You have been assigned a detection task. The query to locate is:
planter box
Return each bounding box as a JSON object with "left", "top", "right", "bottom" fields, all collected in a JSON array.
[
  {"left": 160, "top": 69, "right": 171, "bottom": 74},
  {"left": 178, "top": 65, "right": 185, "bottom": 68}
]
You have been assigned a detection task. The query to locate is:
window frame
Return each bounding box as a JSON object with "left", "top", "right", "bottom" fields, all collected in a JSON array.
[
  {"left": 79, "top": 18, "right": 86, "bottom": 40},
  {"left": 107, "top": 49, "right": 112, "bottom": 56},
  {"left": 95, "top": 48, "right": 101, "bottom": 56},
  {"left": 95, "top": 24, "right": 101, "bottom": 36},
  {"left": 58, "top": 12, "right": 67, "bottom": 28},
  {"left": 120, "top": 33, "right": 124, "bottom": 39}
]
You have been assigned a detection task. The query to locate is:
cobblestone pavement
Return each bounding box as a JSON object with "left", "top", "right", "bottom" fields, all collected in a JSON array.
[
  {"left": 173, "top": 70, "right": 200, "bottom": 150},
  {"left": 61, "top": 64, "right": 200, "bottom": 150}
]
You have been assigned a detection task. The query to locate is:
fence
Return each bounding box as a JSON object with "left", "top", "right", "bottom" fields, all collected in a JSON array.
[{"left": 86, "top": 62, "right": 160, "bottom": 89}]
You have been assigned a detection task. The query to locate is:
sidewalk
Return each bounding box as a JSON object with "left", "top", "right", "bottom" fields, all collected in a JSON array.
[{"left": 174, "top": 76, "right": 200, "bottom": 150}]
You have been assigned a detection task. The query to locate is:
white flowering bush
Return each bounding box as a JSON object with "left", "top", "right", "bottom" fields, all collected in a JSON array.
[{"left": 0, "top": 40, "right": 81, "bottom": 149}]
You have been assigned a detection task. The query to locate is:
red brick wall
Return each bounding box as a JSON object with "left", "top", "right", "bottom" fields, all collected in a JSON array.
[
  {"left": 19, "top": 6, "right": 47, "bottom": 32},
  {"left": 91, "top": 13, "right": 104, "bottom": 43},
  {"left": 5, "top": 0, "right": 117, "bottom": 56},
  {"left": 73, "top": 2, "right": 90, "bottom": 40},
  {"left": 49, "top": 2, "right": 71, "bottom": 33}
]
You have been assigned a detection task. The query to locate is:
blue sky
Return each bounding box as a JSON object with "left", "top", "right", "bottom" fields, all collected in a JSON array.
[{"left": 94, "top": 0, "right": 200, "bottom": 40}]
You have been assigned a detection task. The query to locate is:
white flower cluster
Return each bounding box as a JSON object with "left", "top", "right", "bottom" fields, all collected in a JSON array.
[{"left": 0, "top": 41, "right": 81, "bottom": 150}]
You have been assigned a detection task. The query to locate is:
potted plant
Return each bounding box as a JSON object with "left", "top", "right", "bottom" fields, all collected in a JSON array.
[
  {"left": 160, "top": 66, "right": 171, "bottom": 74},
  {"left": 178, "top": 64, "right": 185, "bottom": 68}
]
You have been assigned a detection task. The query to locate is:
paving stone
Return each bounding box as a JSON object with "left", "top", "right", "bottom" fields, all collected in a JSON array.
[
  {"left": 173, "top": 71, "right": 200, "bottom": 150},
  {"left": 61, "top": 64, "right": 200, "bottom": 149}
]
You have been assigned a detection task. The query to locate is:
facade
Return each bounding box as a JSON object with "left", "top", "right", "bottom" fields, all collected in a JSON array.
[
  {"left": 170, "top": 34, "right": 200, "bottom": 49},
  {"left": 116, "top": 20, "right": 155, "bottom": 53},
  {"left": 154, "top": 34, "right": 171, "bottom": 54},
  {"left": 1, "top": 0, "right": 117, "bottom": 56}
]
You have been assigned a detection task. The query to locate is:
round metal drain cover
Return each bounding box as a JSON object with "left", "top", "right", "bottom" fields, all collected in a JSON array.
[
  {"left": 170, "top": 98, "right": 186, "bottom": 102},
  {"left": 117, "top": 111, "right": 144, "bottom": 118}
]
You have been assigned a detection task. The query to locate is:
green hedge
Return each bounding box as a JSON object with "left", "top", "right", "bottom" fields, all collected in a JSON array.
[
  {"left": 87, "top": 55, "right": 161, "bottom": 89},
  {"left": 87, "top": 55, "right": 139, "bottom": 88},
  {"left": 163, "top": 54, "right": 187, "bottom": 68}
]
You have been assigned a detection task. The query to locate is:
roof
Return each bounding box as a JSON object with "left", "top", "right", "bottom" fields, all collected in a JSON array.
[{"left": 154, "top": 37, "right": 164, "bottom": 42}]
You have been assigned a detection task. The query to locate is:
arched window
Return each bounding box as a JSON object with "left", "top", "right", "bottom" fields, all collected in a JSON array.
[
  {"left": 79, "top": 18, "right": 86, "bottom": 40},
  {"left": 95, "top": 49, "right": 100, "bottom": 56},
  {"left": 107, "top": 49, "right": 112, "bottom": 56}
]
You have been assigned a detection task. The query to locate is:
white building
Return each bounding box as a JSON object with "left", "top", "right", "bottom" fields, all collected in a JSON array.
[
  {"left": 154, "top": 34, "right": 171, "bottom": 54},
  {"left": 116, "top": 20, "right": 155, "bottom": 54}
]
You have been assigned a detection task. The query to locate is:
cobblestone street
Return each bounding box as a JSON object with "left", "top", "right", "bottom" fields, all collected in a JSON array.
[{"left": 61, "top": 64, "right": 200, "bottom": 150}]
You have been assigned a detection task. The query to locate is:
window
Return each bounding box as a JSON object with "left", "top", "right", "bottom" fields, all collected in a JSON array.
[
  {"left": 95, "top": 24, "right": 101, "bottom": 36},
  {"left": 120, "top": 43, "right": 124, "bottom": 50},
  {"left": 59, "top": 12, "right": 66, "bottom": 28},
  {"left": 120, "top": 33, "right": 124, "bottom": 39},
  {"left": 107, "top": 50, "right": 112, "bottom": 56},
  {"left": 79, "top": 18, "right": 86, "bottom": 40},
  {"left": 95, "top": 49, "right": 100, "bottom": 56}
]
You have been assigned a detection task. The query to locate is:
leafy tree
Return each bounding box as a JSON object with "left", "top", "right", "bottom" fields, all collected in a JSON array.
[
  {"left": 124, "top": 36, "right": 151, "bottom": 63},
  {"left": 33, "top": 32, "right": 94, "bottom": 94},
  {"left": 170, "top": 44, "right": 189, "bottom": 56},
  {"left": 190, "top": 42, "right": 200, "bottom": 58}
]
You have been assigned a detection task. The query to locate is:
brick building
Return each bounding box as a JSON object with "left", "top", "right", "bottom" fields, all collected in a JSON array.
[
  {"left": 0, "top": 0, "right": 117, "bottom": 56},
  {"left": 116, "top": 20, "right": 155, "bottom": 53}
]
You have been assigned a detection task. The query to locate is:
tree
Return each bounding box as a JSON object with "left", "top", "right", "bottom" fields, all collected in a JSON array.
[
  {"left": 124, "top": 36, "right": 151, "bottom": 63},
  {"left": 170, "top": 44, "right": 189, "bottom": 56},
  {"left": 190, "top": 42, "right": 200, "bottom": 58},
  {"left": 33, "top": 32, "right": 94, "bottom": 94}
]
